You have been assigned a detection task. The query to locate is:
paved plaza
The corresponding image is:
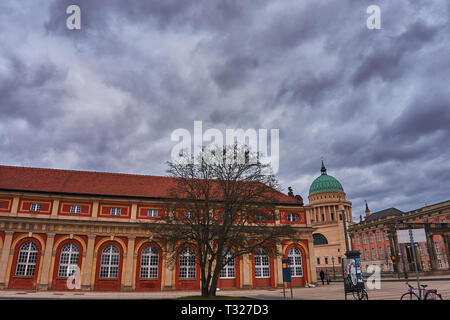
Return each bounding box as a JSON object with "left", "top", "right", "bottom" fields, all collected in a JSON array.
[{"left": 1, "top": 278, "right": 449, "bottom": 300}]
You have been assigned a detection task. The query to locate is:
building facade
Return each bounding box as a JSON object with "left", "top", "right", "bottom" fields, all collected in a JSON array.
[
  {"left": 349, "top": 200, "right": 450, "bottom": 275},
  {"left": 0, "top": 165, "right": 316, "bottom": 292},
  {"left": 305, "top": 161, "right": 353, "bottom": 277}
]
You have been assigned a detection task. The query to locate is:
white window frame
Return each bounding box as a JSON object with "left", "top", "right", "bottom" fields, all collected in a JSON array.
[
  {"left": 371, "top": 247, "right": 376, "bottom": 259},
  {"left": 288, "top": 247, "right": 303, "bottom": 277},
  {"left": 99, "top": 245, "right": 120, "bottom": 279},
  {"left": 385, "top": 230, "right": 389, "bottom": 241},
  {"left": 184, "top": 210, "right": 194, "bottom": 219},
  {"left": 286, "top": 213, "right": 299, "bottom": 222},
  {"left": 110, "top": 207, "right": 121, "bottom": 216},
  {"left": 370, "top": 233, "right": 374, "bottom": 244},
  {"left": 30, "top": 203, "right": 41, "bottom": 212},
  {"left": 57, "top": 243, "right": 80, "bottom": 278},
  {"left": 70, "top": 205, "right": 81, "bottom": 214},
  {"left": 254, "top": 247, "right": 270, "bottom": 278},
  {"left": 356, "top": 235, "right": 360, "bottom": 246},
  {"left": 15, "top": 241, "right": 38, "bottom": 276},
  {"left": 378, "top": 246, "right": 384, "bottom": 259},
  {"left": 147, "top": 209, "right": 158, "bottom": 218},
  {"left": 219, "top": 248, "right": 235, "bottom": 279},
  {"left": 140, "top": 246, "right": 159, "bottom": 279},
  {"left": 376, "top": 231, "right": 381, "bottom": 242},
  {"left": 254, "top": 212, "right": 267, "bottom": 222},
  {"left": 179, "top": 247, "right": 196, "bottom": 279},
  {"left": 434, "top": 242, "right": 440, "bottom": 254}
]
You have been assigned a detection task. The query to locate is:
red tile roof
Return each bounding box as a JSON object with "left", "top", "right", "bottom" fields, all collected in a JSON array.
[{"left": 0, "top": 165, "right": 301, "bottom": 205}]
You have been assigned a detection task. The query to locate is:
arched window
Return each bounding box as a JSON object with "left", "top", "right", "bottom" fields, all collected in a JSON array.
[
  {"left": 179, "top": 247, "right": 196, "bottom": 279},
  {"left": 288, "top": 247, "right": 303, "bottom": 277},
  {"left": 99, "top": 245, "right": 120, "bottom": 279},
  {"left": 140, "top": 246, "right": 159, "bottom": 279},
  {"left": 58, "top": 243, "right": 80, "bottom": 278},
  {"left": 313, "top": 233, "right": 328, "bottom": 245},
  {"left": 254, "top": 247, "right": 270, "bottom": 278},
  {"left": 219, "top": 248, "right": 235, "bottom": 279},
  {"left": 15, "top": 241, "right": 38, "bottom": 276}
]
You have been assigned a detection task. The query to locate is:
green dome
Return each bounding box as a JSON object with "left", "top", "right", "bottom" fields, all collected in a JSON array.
[{"left": 309, "top": 161, "right": 344, "bottom": 195}]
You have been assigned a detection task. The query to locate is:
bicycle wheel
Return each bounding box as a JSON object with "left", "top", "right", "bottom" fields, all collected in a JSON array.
[
  {"left": 424, "top": 292, "right": 442, "bottom": 300},
  {"left": 400, "top": 292, "right": 419, "bottom": 300},
  {"left": 360, "top": 290, "right": 368, "bottom": 300}
]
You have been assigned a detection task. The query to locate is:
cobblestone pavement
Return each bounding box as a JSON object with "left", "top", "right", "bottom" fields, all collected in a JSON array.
[{"left": 1, "top": 278, "right": 449, "bottom": 300}]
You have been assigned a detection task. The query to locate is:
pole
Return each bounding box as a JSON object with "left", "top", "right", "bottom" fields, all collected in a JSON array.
[
  {"left": 396, "top": 220, "right": 408, "bottom": 280},
  {"left": 342, "top": 210, "right": 350, "bottom": 253},
  {"left": 409, "top": 229, "right": 421, "bottom": 299}
]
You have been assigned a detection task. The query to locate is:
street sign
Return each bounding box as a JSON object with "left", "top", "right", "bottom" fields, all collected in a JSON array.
[
  {"left": 282, "top": 267, "right": 292, "bottom": 282},
  {"left": 397, "top": 229, "right": 426, "bottom": 243}
]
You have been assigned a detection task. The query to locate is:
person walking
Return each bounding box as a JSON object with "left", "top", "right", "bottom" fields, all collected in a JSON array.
[
  {"left": 326, "top": 271, "right": 330, "bottom": 285},
  {"left": 319, "top": 270, "right": 325, "bottom": 285}
]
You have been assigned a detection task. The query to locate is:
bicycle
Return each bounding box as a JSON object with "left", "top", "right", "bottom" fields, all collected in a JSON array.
[{"left": 400, "top": 283, "right": 443, "bottom": 300}]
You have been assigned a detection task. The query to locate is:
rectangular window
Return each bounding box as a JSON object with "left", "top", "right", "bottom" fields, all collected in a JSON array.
[
  {"left": 379, "top": 247, "right": 384, "bottom": 259},
  {"left": 371, "top": 247, "right": 376, "bottom": 259},
  {"left": 438, "top": 260, "right": 443, "bottom": 269},
  {"left": 356, "top": 236, "right": 360, "bottom": 246},
  {"left": 70, "top": 205, "right": 81, "bottom": 214},
  {"left": 434, "top": 242, "right": 440, "bottom": 254},
  {"left": 363, "top": 235, "right": 367, "bottom": 244},
  {"left": 30, "top": 203, "right": 41, "bottom": 212},
  {"left": 385, "top": 230, "right": 389, "bottom": 241},
  {"left": 110, "top": 207, "right": 121, "bottom": 216},
  {"left": 370, "top": 233, "right": 374, "bottom": 244},
  {"left": 386, "top": 245, "right": 391, "bottom": 257},
  {"left": 421, "top": 261, "right": 426, "bottom": 270},
  {"left": 365, "top": 249, "right": 369, "bottom": 260},
  {"left": 317, "top": 258, "right": 320, "bottom": 265},
  {"left": 147, "top": 209, "right": 158, "bottom": 217},
  {"left": 418, "top": 245, "right": 424, "bottom": 256},
  {"left": 376, "top": 231, "right": 381, "bottom": 242},
  {"left": 325, "top": 257, "right": 328, "bottom": 265}
]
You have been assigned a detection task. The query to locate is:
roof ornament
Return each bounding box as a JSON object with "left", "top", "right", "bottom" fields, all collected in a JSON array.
[
  {"left": 320, "top": 156, "right": 327, "bottom": 175},
  {"left": 365, "top": 200, "right": 371, "bottom": 218}
]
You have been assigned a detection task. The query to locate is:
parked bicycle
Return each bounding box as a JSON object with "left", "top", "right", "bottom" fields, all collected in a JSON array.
[{"left": 400, "top": 283, "right": 443, "bottom": 300}]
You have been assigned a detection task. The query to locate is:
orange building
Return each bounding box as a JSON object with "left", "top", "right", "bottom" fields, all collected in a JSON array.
[{"left": 0, "top": 165, "right": 316, "bottom": 292}]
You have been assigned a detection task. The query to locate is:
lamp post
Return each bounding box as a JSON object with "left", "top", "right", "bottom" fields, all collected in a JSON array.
[{"left": 332, "top": 256, "right": 336, "bottom": 280}]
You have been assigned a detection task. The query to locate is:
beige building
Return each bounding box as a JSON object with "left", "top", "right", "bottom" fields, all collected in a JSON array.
[{"left": 305, "top": 161, "right": 353, "bottom": 278}]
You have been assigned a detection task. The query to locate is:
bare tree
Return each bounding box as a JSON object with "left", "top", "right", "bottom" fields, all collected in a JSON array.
[{"left": 150, "top": 145, "right": 299, "bottom": 297}]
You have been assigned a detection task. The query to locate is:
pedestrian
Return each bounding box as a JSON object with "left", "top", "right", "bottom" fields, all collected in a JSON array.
[
  {"left": 319, "top": 270, "right": 325, "bottom": 285},
  {"left": 326, "top": 271, "right": 330, "bottom": 285}
]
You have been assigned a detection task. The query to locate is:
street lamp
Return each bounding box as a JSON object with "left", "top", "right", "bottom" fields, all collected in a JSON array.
[{"left": 332, "top": 256, "right": 336, "bottom": 280}]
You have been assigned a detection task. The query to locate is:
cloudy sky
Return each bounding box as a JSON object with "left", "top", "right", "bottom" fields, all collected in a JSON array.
[{"left": 0, "top": 0, "right": 449, "bottom": 220}]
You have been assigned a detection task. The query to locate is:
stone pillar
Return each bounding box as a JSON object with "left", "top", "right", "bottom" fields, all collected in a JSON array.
[
  {"left": 426, "top": 233, "right": 438, "bottom": 270},
  {"left": 0, "top": 231, "right": 14, "bottom": 288},
  {"left": 307, "top": 237, "right": 317, "bottom": 284},
  {"left": 38, "top": 233, "right": 55, "bottom": 290},
  {"left": 123, "top": 236, "right": 135, "bottom": 291},
  {"left": 10, "top": 197, "right": 20, "bottom": 216},
  {"left": 92, "top": 201, "right": 99, "bottom": 220},
  {"left": 241, "top": 253, "right": 251, "bottom": 289},
  {"left": 276, "top": 244, "right": 283, "bottom": 288},
  {"left": 163, "top": 243, "right": 174, "bottom": 290},
  {"left": 51, "top": 200, "right": 59, "bottom": 218},
  {"left": 81, "top": 235, "right": 96, "bottom": 290},
  {"left": 130, "top": 203, "right": 137, "bottom": 222}
]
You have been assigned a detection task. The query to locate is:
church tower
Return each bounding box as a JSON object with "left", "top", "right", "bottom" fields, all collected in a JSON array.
[{"left": 307, "top": 159, "right": 353, "bottom": 277}]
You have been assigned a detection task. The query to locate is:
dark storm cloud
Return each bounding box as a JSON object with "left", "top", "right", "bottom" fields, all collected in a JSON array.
[{"left": 1, "top": 0, "right": 449, "bottom": 220}]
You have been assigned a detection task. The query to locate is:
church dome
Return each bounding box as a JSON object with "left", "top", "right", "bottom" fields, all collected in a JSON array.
[{"left": 309, "top": 160, "right": 344, "bottom": 195}]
